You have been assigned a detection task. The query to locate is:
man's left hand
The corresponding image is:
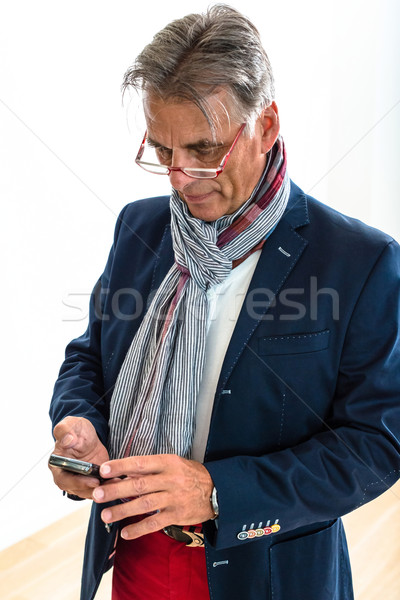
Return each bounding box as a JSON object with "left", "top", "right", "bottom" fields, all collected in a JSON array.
[{"left": 92, "top": 454, "right": 215, "bottom": 539}]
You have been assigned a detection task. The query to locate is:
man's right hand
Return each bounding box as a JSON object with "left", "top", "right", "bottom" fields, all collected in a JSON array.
[{"left": 49, "top": 416, "right": 109, "bottom": 499}]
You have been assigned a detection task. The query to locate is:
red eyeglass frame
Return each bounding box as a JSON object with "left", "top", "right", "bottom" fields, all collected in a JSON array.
[{"left": 135, "top": 123, "right": 246, "bottom": 179}]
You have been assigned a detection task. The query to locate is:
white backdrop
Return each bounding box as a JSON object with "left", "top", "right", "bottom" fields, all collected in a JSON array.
[{"left": 1, "top": 0, "right": 399, "bottom": 550}]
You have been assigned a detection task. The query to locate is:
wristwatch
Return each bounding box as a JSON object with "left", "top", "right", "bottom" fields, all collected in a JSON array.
[{"left": 210, "top": 486, "right": 219, "bottom": 519}]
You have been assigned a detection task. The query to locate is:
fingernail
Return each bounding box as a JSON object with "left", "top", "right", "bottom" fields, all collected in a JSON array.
[
  {"left": 61, "top": 434, "right": 73, "bottom": 447},
  {"left": 102, "top": 509, "right": 112, "bottom": 522},
  {"left": 121, "top": 529, "right": 129, "bottom": 539},
  {"left": 93, "top": 488, "right": 104, "bottom": 501},
  {"left": 100, "top": 464, "right": 111, "bottom": 475}
]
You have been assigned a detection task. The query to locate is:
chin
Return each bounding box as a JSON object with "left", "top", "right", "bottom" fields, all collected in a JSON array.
[
  {"left": 184, "top": 198, "right": 234, "bottom": 222},
  {"left": 179, "top": 190, "right": 231, "bottom": 222},
  {"left": 187, "top": 205, "right": 227, "bottom": 222}
]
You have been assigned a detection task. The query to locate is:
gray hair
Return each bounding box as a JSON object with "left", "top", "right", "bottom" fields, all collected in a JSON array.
[{"left": 122, "top": 4, "right": 275, "bottom": 134}]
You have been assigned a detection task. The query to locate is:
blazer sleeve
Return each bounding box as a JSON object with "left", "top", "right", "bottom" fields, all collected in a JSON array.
[
  {"left": 49, "top": 205, "right": 128, "bottom": 446},
  {"left": 204, "top": 239, "right": 400, "bottom": 550}
]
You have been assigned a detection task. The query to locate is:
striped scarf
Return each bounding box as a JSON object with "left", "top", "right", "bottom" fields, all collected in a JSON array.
[{"left": 109, "top": 135, "right": 290, "bottom": 460}]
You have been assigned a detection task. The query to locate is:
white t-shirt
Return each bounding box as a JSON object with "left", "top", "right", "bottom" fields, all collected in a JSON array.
[{"left": 191, "top": 250, "right": 261, "bottom": 461}]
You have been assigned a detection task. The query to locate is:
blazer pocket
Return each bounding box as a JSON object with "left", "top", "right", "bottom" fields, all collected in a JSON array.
[
  {"left": 258, "top": 329, "right": 330, "bottom": 355},
  {"left": 269, "top": 519, "right": 353, "bottom": 600}
]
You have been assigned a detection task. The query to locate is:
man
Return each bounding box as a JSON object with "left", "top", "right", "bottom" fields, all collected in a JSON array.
[{"left": 49, "top": 5, "right": 400, "bottom": 600}]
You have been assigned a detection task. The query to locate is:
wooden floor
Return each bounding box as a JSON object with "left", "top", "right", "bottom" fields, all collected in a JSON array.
[
  {"left": 0, "top": 506, "right": 112, "bottom": 600},
  {"left": 1, "top": 481, "right": 399, "bottom": 599}
]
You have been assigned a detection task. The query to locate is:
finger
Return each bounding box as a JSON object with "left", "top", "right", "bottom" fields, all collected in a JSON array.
[
  {"left": 53, "top": 417, "right": 84, "bottom": 450},
  {"left": 53, "top": 416, "right": 99, "bottom": 455},
  {"left": 53, "top": 427, "right": 76, "bottom": 451},
  {"left": 99, "top": 493, "right": 168, "bottom": 526},
  {"left": 92, "top": 473, "right": 166, "bottom": 503},
  {"left": 100, "top": 454, "right": 174, "bottom": 480},
  {"left": 51, "top": 466, "right": 100, "bottom": 496},
  {"left": 120, "top": 511, "right": 171, "bottom": 540},
  {"left": 92, "top": 478, "right": 131, "bottom": 503},
  {"left": 64, "top": 489, "right": 93, "bottom": 500}
]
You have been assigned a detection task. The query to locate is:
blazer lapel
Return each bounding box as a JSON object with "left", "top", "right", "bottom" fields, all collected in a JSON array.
[{"left": 215, "top": 182, "right": 310, "bottom": 397}]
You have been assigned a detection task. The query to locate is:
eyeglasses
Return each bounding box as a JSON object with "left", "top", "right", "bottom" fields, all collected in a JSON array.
[{"left": 135, "top": 123, "right": 246, "bottom": 179}]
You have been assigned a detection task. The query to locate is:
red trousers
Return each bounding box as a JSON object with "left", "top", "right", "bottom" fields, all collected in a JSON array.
[{"left": 112, "top": 523, "right": 210, "bottom": 600}]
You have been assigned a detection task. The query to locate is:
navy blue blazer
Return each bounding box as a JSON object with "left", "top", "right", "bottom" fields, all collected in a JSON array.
[{"left": 50, "top": 182, "right": 400, "bottom": 600}]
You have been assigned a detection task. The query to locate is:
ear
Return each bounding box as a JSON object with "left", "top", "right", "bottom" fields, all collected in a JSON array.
[{"left": 259, "top": 102, "right": 280, "bottom": 153}]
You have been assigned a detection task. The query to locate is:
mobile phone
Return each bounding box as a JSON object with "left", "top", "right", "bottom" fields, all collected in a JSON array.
[{"left": 49, "top": 454, "right": 104, "bottom": 481}]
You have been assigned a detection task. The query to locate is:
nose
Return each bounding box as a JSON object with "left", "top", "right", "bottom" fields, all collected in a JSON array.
[
  {"left": 168, "top": 167, "right": 194, "bottom": 190},
  {"left": 167, "top": 147, "right": 199, "bottom": 189}
]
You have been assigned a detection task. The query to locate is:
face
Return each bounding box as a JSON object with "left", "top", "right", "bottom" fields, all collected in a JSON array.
[{"left": 143, "top": 90, "right": 280, "bottom": 221}]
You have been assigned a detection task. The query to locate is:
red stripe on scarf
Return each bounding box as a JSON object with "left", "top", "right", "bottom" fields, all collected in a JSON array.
[{"left": 217, "top": 142, "right": 287, "bottom": 248}]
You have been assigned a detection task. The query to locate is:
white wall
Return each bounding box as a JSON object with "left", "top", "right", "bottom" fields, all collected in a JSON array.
[{"left": 1, "top": 0, "right": 399, "bottom": 550}]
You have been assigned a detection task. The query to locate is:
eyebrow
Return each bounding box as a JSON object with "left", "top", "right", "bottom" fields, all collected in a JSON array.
[{"left": 147, "top": 135, "right": 225, "bottom": 151}]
